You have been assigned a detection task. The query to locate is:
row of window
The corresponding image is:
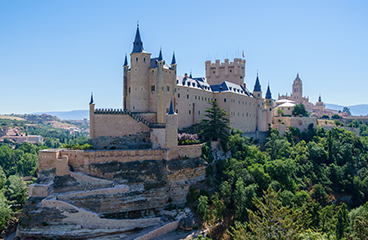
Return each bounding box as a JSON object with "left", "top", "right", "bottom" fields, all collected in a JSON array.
[{"left": 150, "top": 85, "right": 170, "bottom": 92}]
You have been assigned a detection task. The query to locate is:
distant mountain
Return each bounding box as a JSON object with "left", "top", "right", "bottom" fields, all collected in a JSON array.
[
  {"left": 33, "top": 110, "right": 89, "bottom": 120},
  {"left": 326, "top": 104, "right": 368, "bottom": 116}
]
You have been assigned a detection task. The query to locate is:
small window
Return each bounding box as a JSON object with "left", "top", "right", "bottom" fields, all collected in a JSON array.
[
  {"left": 176, "top": 109, "right": 178, "bottom": 113},
  {"left": 166, "top": 108, "right": 169, "bottom": 113},
  {"left": 178, "top": 93, "right": 180, "bottom": 98},
  {"left": 205, "top": 97, "right": 207, "bottom": 101},
  {"left": 136, "top": 57, "right": 138, "bottom": 62},
  {"left": 258, "top": 104, "right": 260, "bottom": 107},
  {"left": 195, "top": 96, "right": 197, "bottom": 100},
  {"left": 151, "top": 85, "right": 155, "bottom": 91},
  {"left": 258, "top": 94, "right": 260, "bottom": 97},
  {"left": 198, "top": 110, "right": 200, "bottom": 115},
  {"left": 144, "top": 58, "right": 146, "bottom": 63},
  {"left": 129, "top": 87, "right": 131, "bottom": 93},
  {"left": 224, "top": 98, "right": 226, "bottom": 102},
  {"left": 166, "top": 86, "right": 170, "bottom": 91},
  {"left": 187, "top": 94, "right": 189, "bottom": 99},
  {"left": 202, "top": 97, "right": 204, "bottom": 101},
  {"left": 288, "top": 108, "right": 290, "bottom": 110},
  {"left": 213, "top": 71, "right": 215, "bottom": 74},
  {"left": 189, "top": 110, "right": 191, "bottom": 115},
  {"left": 230, "top": 70, "right": 232, "bottom": 72}
]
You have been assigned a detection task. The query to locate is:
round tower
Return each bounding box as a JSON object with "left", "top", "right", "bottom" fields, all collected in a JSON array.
[{"left": 128, "top": 25, "right": 151, "bottom": 112}]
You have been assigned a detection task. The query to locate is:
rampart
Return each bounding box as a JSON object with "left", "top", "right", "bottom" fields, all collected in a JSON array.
[
  {"left": 272, "top": 117, "right": 317, "bottom": 135},
  {"left": 178, "top": 144, "right": 203, "bottom": 159}
]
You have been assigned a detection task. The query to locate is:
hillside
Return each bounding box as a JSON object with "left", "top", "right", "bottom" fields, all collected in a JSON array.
[
  {"left": 326, "top": 103, "right": 368, "bottom": 116},
  {"left": 32, "top": 110, "right": 89, "bottom": 120}
]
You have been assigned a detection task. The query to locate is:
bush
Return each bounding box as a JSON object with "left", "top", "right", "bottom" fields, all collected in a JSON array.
[{"left": 178, "top": 133, "right": 200, "bottom": 145}]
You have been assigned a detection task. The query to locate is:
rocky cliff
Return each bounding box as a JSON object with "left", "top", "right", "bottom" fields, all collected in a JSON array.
[{"left": 19, "top": 157, "right": 206, "bottom": 239}]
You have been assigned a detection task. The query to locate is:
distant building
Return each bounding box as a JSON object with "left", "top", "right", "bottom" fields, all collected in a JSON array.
[
  {"left": 0, "top": 126, "right": 43, "bottom": 144},
  {"left": 278, "top": 74, "right": 337, "bottom": 117}
]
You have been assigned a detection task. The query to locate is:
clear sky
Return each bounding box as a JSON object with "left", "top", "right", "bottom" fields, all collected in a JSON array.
[{"left": 0, "top": 0, "right": 367, "bottom": 114}]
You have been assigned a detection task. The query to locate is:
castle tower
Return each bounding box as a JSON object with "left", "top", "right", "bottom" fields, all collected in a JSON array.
[
  {"left": 205, "top": 58, "right": 246, "bottom": 85},
  {"left": 253, "top": 75, "right": 263, "bottom": 131},
  {"left": 170, "top": 52, "right": 177, "bottom": 108},
  {"left": 156, "top": 49, "right": 165, "bottom": 123},
  {"left": 292, "top": 73, "right": 303, "bottom": 104},
  {"left": 89, "top": 93, "right": 95, "bottom": 139},
  {"left": 164, "top": 100, "right": 178, "bottom": 160},
  {"left": 123, "top": 54, "right": 128, "bottom": 110},
  {"left": 127, "top": 25, "right": 151, "bottom": 112},
  {"left": 264, "top": 84, "right": 273, "bottom": 127}
]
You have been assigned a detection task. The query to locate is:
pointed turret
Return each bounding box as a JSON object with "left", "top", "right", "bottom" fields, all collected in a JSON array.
[
  {"left": 89, "top": 93, "right": 94, "bottom": 104},
  {"left": 265, "top": 85, "right": 272, "bottom": 99},
  {"left": 123, "top": 54, "right": 128, "bottom": 66},
  {"left": 318, "top": 94, "right": 322, "bottom": 102},
  {"left": 132, "top": 25, "right": 144, "bottom": 53},
  {"left": 254, "top": 75, "right": 261, "bottom": 92},
  {"left": 168, "top": 100, "right": 175, "bottom": 114},
  {"left": 171, "top": 52, "right": 176, "bottom": 65},
  {"left": 158, "top": 49, "right": 163, "bottom": 61}
]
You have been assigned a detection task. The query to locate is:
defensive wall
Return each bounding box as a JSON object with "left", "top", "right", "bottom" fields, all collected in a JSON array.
[
  {"left": 272, "top": 116, "right": 317, "bottom": 135},
  {"left": 38, "top": 144, "right": 203, "bottom": 176}
]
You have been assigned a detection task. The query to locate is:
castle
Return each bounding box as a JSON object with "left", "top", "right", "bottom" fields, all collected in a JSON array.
[{"left": 89, "top": 25, "right": 273, "bottom": 146}]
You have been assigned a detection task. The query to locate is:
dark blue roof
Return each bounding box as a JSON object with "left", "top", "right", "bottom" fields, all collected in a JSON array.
[
  {"left": 132, "top": 26, "right": 144, "bottom": 53},
  {"left": 89, "top": 93, "right": 94, "bottom": 104},
  {"left": 158, "top": 49, "right": 163, "bottom": 61},
  {"left": 265, "top": 85, "right": 272, "bottom": 99},
  {"left": 254, "top": 76, "right": 261, "bottom": 92},
  {"left": 171, "top": 52, "right": 176, "bottom": 65},
  {"left": 123, "top": 54, "right": 128, "bottom": 66},
  {"left": 150, "top": 58, "right": 158, "bottom": 68},
  {"left": 168, "top": 100, "right": 175, "bottom": 114}
]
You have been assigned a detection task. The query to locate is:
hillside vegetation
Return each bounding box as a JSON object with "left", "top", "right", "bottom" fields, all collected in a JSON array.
[{"left": 193, "top": 124, "right": 368, "bottom": 239}]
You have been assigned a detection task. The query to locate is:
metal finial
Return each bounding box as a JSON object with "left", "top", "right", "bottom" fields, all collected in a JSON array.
[{"left": 137, "top": 20, "right": 139, "bottom": 27}]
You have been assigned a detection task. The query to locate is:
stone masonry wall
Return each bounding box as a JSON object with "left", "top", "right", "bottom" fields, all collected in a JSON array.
[
  {"left": 178, "top": 144, "right": 202, "bottom": 159},
  {"left": 93, "top": 114, "right": 149, "bottom": 138},
  {"left": 88, "top": 132, "right": 152, "bottom": 150}
]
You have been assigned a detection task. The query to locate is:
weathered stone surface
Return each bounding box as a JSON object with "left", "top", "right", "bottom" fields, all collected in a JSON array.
[
  {"left": 89, "top": 132, "right": 151, "bottom": 150},
  {"left": 20, "top": 158, "right": 207, "bottom": 239}
]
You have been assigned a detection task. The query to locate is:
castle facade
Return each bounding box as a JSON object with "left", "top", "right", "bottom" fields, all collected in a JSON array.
[{"left": 89, "top": 25, "right": 273, "bottom": 144}]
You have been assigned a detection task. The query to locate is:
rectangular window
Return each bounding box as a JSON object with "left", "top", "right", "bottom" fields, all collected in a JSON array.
[
  {"left": 136, "top": 57, "right": 138, "bottom": 62},
  {"left": 187, "top": 94, "right": 189, "bottom": 99},
  {"left": 189, "top": 110, "right": 191, "bottom": 115},
  {"left": 151, "top": 85, "right": 155, "bottom": 91},
  {"left": 129, "top": 87, "right": 131, "bottom": 93},
  {"left": 195, "top": 96, "right": 197, "bottom": 100},
  {"left": 166, "top": 86, "right": 170, "bottom": 91},
  {"left": 224, "top": 98, "right": 226, "bottom": 102},
  {"left": 198, "top": 110, "right": 200, "bottom": 115},
  {"left": 178, "top": 93, "right": 180, "bottom": 98}
]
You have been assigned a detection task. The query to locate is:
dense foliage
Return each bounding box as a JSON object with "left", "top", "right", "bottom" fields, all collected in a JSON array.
[{"left": 192, "top": 125, "right": 368, "bottom": 239}]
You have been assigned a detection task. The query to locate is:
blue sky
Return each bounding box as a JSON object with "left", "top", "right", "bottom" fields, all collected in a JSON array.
[{"left": 0, "top": 0, "right": 367, "bottom": 114}]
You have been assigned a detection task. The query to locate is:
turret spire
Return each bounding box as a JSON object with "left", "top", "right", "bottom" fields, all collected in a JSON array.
[
  {"left": 89, "top": 93, "right": 94, "bottom": 104},
  {"left": 254, "top": 75, "right": 261, "bottom": 92},
  {"left": 171, "top": 51, "right": 176, "bottom": 65},
  {"left": 265, "top": 84, "right": 272, "bottom": 99},
  {"left": 158, "top": 48, "right": 163, "bottom": 61},
  {"left": 318, "top": 94, "right": 322, "bottom": 102},
  {"left": 168, "top": 100, "right": 175, "bottom": 114},
  {"left": 132, "top": 24, "right": 144, "bottom": 53},
  {"left": 123, "top": 54, "right": 128, "bottom": 66}
]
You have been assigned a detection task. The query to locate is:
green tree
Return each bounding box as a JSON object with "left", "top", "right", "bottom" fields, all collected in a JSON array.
[
  {"left": 292, "top": 104, "right": 308, "bottom": 117},
  {"left": 198, "top": 195, "right": 211, "bottom": 222},
  {"left": 230, "top": 187, "right": 303, "bottom": 240},
  {"left": 4, "top": 175, "right": 28, "bottom": 211},
  {"left": 0, "top": 193, "right": 12, "bottom": 231},
  {"left": 277, "top": 108, "right": 284, "bottom": 116},
  {"left": 0, "top": 166, "right": 6, "bottom": 190},
  {"left": 336, "top": 203, "right": 349, "bottom": 240},
  {"left": 200, "top": 100, "right": 230, "bottom": 147},
  {"left": 342, "top": 107, "right": 351, "bottom": 116}
]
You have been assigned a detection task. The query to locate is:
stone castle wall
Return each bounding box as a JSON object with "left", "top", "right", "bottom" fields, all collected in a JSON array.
[
  {"left": 178, "top": 144, "right": 202, "bottom": 159},
  {"left": 272, "top": 117, "right": 317, "bottom": 135},
  {"left": 93, "top": 113, "right": 149, "bottom": 138}
]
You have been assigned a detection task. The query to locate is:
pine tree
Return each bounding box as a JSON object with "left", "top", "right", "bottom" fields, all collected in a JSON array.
[
  {"left": 336, "top": 203, "right": 349, "bottom": 240},
  {"left": 230, "top": 187, "right": 303, "bottom": 240},
  {"left": 200, "top": 100, "right": 230, "bottom": 145}
]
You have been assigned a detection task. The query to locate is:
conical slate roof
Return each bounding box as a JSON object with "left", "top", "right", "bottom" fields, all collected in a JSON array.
[
  {"left": 132, "top": 25, "right": 144, "bottom": 53},
  {"left": 253, "top": 75, "right": 261, "bottom": 92},
  {"left": 265, "top": 85, "right": 272, "bottom": 99}
]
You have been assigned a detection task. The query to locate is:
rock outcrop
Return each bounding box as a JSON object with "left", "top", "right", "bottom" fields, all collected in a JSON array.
[{"left": 19, "top": 157, "right": 206, "bottom": 239}]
